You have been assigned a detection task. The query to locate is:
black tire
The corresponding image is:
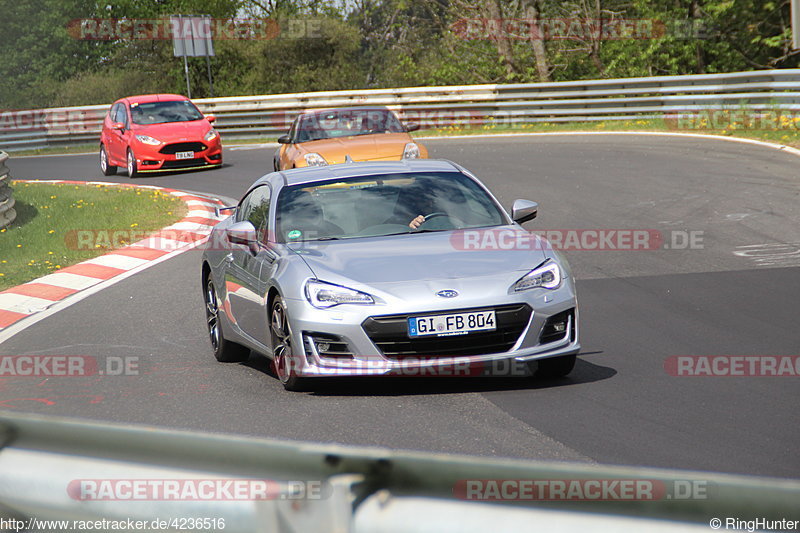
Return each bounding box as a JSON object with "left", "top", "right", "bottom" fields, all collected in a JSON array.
[
  {"left": 534, "top": 354, "right": 577, "bottom": 378},
  {"left": 100, "top": 145, "right": 116, "bottom": 176},
  {"left": 204, "top": 276, "right": 250, "bottom": 363},
  {"left": 270, "top": 295, "right": 310, "bottom": 391},
  {"left": 126, "top": 148, "right": 138, "bottom": 178}
]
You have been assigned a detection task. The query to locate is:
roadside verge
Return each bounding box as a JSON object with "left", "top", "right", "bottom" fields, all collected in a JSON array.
[{"left": 0, "top": 180, "right": 225, "bottom": 333}]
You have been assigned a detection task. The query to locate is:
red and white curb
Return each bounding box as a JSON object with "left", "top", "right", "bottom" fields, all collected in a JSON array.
[{"left": 0, "top": 180, "right": 227, "bottom": 333}]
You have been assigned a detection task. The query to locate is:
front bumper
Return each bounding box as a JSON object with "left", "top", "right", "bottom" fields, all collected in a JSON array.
[
  {"left": 134, "top": 139, "right": 223, "bottom": 173},
  {"left": 295, "top": 146, "right": 428, "bottom": 167},
  {"left": 281, "top": 285, "right": 579, "bottom": 378}
]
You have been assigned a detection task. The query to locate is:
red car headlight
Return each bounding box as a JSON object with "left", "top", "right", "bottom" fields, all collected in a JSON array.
[{"left": 135, "top": 134, "right": 162, "bottom": 146}]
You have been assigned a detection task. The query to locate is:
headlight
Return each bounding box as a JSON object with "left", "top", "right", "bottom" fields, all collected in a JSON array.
[
  {"left": 204, "top": 129, "right": 218, "bottom": 141},
  {"left": 134, "top": 134, "right": 162, "bottom": 146},
  {"left": 305, "top": 279, "right": 374, "bottom": 308},
  {"left": 304, "top": 153, "right": 328, "bottom": 167},
  {"left": 403, "top": 142, "right": 420, "bottom": 159},
  {"left": 511, "top": 260, "right": 562, "bottom": 292}
]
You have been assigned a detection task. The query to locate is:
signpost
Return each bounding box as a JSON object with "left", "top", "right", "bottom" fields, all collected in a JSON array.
[
  {"left": 793, "top": 0, "right": 800, "bottom": 50},
  {"left": 171, "top": 15, "right": 215, "bottom": 98}
]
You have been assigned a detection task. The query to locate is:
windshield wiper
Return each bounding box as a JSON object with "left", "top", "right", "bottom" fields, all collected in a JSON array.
[{"left": 411, "top": 228, "right": 448, "bottom": 234}]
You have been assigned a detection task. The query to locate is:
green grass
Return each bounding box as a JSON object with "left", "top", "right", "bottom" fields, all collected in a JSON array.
[
  {"left": 0, "top": 182, "right": 187, "bottom": 290},
  {"left": 10, "top": 143, "right": 99, "bottom": 157}
]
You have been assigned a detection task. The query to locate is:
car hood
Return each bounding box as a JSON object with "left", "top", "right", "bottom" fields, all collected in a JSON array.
[
  {"left": 288, "top": 227, "right": 548, "bottom": 300},
  {"left": 298, "top": 133, "right": 413, "bottom": 164},
  {"left": 132, "top": 120, "right": 211, "bottom": 143}
]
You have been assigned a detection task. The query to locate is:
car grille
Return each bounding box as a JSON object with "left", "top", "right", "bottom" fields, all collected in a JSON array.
[
  {"left": 160, "top": 158, "right": 212, "bottom": 169},
  {"left": 159, "top": 142, "right": 207, "bottom": 154},
  {"left": 362, "top": 304, "right": 532, "bottom": 359}
]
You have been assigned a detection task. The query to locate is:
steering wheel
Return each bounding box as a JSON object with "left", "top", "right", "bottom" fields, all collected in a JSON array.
[
  {"left": 422, "top": 212, "right": 448, "bottom": 222},
  {"left": 415, "top": 212, "right": 465, "bottom": 230}
]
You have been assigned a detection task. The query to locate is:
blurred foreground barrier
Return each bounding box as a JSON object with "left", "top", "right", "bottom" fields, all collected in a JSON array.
[
  {"left": 1, "top": 69, "right": 799, "bottom": 152},
  {"left": 0, "top": 411, "right": 798, "bottom": 532}
]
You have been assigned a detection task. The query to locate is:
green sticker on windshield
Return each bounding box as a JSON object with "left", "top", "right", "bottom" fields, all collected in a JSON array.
[{"left": 287, "top": 229, "right": 302, "bottom": 240}]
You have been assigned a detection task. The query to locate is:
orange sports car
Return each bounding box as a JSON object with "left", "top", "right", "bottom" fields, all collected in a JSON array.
[{"left": 273, "top": 106, "right": 427, "bottom": 170}]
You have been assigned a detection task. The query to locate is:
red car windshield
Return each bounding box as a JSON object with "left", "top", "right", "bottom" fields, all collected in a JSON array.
[{"left": 130, "top": 100, "right": 204, "bottom": 125}]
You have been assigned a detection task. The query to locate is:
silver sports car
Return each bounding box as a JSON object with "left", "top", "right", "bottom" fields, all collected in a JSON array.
[{"left": 201, "top": 160, "right": 579, "bottom": 390}]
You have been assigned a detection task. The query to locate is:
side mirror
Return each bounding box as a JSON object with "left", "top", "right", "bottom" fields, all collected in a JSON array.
[
  {"left": 405, "top": 122, "right": 420, "bottom": 132},
  {"left": 112, "top": 122, "right": 125, "bottom": 131},
  {"left": 511, "top": 199, "right": 538, "bottom": 224},
  {"left": 226, "top": 221, "right": 258, "bottom": 250},
  {"left": 206, "top": 115, "right": 216, "bottom": 123},
  {"left": 277, "top": 135, "right": 291, "bottom": 144}
]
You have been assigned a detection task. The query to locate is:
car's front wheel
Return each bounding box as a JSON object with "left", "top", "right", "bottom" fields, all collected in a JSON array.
[
  {"left": 534, "top": 354, "right": 577, "bottom": 378},
  {"left": 270, "top": 296, "right": 309, "bottom": 391},
  {"left": 100, "top": 145, "right": 116, "bottom": 176},
  {"left": 126, "top": 149, "right": 138, "bottom": 178},
  {"left": 204, "top": 277, "right": 250, "bottom": 363}
]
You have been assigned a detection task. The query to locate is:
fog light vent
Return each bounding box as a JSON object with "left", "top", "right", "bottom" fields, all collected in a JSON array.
[
  {"left": 539, "top": 309, "right": 574, "bottom": 345},
  {"left": 303, "top": 332, "right": 354, "bottom": 360}
]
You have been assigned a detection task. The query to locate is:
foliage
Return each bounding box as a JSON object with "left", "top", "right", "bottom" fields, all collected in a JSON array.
[{"left": 1, "top": 0, "right": 797, "bottom": 109}]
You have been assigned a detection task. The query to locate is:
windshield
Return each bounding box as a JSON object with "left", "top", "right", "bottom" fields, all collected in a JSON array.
[
  {"left": 295, "top": 109, "right": 405, "bottom": 143},
  {"left": 130, "top": 100, "right": 204, "bottom": 125},
  {"left": 276, "top": 171, "right": 506, "bottom": 242}
]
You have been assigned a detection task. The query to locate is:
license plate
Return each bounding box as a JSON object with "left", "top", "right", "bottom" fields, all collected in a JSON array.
[
  {"left": 408, "top": 310, "right": 496, "bottom": 337},
  {"left": 175, "top": 151, "right": 194, "bottom": 159}
]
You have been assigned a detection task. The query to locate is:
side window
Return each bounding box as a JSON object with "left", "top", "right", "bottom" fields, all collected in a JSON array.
[
  {"left": 108, "top": 103, "right": 120, "bottom": 122},
  {"left": 237, "top": 186, "right": 271, "bottom": 242},
  {"left": 288, "top": 118, "right": 298, "bottom": 143}
]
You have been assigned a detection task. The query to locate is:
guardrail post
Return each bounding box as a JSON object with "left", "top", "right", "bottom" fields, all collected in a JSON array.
[{"left": 0, "top": 151, "right": 17, "bottom": 229}]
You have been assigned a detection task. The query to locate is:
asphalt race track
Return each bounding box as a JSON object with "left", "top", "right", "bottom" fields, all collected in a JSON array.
[{"left": 3, "top": 134, "right": 799, "bottom": 479}]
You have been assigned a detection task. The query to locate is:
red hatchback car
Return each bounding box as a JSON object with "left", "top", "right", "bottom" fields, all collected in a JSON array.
[{"left": 99, "top": 94, "right": 222, "bottom": 177}]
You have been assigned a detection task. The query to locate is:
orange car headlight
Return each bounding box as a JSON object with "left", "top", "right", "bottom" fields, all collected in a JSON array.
[
  {"left": 304, "top": 153, "right": 328, "bottom": 167},
  {"left": 402, "top": 142, "right": 421, "bottom": 159}
]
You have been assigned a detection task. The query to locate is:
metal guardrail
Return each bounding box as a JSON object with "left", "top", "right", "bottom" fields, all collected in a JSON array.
[
  {"left": 0, "top": 412, "right": 798, "bottom": 532},
  {"left": 1, "top": 69, "right": 799, "bottom": 152},
  {"left": 0, "top": 152, "right": 16, "bottom": 228}
]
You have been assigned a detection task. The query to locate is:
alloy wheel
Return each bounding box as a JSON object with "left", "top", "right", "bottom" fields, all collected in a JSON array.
[
  {"left": 205, "top": 279, "right": 220, "bottom": 352},
  {"left": 271, "top": 300, "right": 293, "bottom": 383}
]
